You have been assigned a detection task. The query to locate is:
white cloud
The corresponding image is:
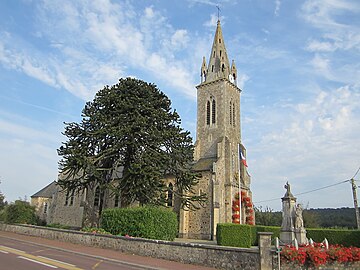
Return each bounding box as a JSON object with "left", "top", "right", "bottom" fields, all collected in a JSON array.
[
  {"left": 306, "top": 40, "right": 337, "bottom": 52},
  {"left": 238, "top": 73, "right": 250, "bottom": 90},
  {"left": 0, "top": 1, "right": 200, "bottom": 101},
  {"left": 310, "top": 54, "right": 331, "bottom": 74},
  {"left": 274, "top": 0, "right": 281, "bottom": 16},
  {"left": 249, "top": 84, "right": 360, "bottom": 209},
  {"left": 171, "top": 30, "right": 189, "bottom": 49},
  {"left": 204, "top": 14, "right": 220, "bottom": 28},
  {"left": 302, "top": 0, "right": 360, "bottom": 52}
]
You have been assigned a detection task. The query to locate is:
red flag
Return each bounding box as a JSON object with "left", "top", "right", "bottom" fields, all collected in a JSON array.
[{"left": 240, "top": 150, "right": 248, "bottom": 167}]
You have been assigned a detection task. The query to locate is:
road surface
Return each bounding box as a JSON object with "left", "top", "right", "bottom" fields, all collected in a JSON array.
[{"left": 0, "top": 231, "right": 216, "bottom": 270}]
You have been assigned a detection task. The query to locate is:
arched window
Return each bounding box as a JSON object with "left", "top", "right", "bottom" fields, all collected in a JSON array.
[
  {"left": 167, "top": 183, "right": 173, "bottom": 207},
  {"left": 233, "top": 103, "right": 236, "bottom": 127},
  {"left": 69, "top": 190, "right": 74, "bottom": 206},
  {"left": 94, "top": 186, "right": 101, "bottom": 207},
  {"left": 44, "top": 202, "right": 48, "bottom": 214},
  {"left": 222, "top": 64, "right": 225, "bottom": 72},
  {"left": 211, "top": 65, "right": 214, "bottom": 72},
  {"left": 206, "top": 101, "right": 211, "bottom": 125},
  {"left": 229, "top": 101, "right": 232, "bottom": 126},
  {"left": 114, "top": 194, "right": 120, "bottom": 207},
  {"left": 212, "top": 99, "right": 216, "bottom": 124},
  {"left": 65, "top": 191, "right": 69, "bottom": 206}
]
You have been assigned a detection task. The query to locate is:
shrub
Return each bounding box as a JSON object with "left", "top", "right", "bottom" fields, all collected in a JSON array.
[
  {"left": 307, "top": 228, "right": 360, "bottom": 247},
  {"left": 101, "top": 206, "right": 178, "bottom": 241},
  {"left": 252, "top": 225, "right": 280, "bottom": 246},
  {"left": 0, "top": 209, "right": 5, "bottom": 221},
  {"left": 216, "top": 223, "right": 252, "bottom": 248},
  {"left": 4, "top": 200, "right": 38, "bottom": 224}
]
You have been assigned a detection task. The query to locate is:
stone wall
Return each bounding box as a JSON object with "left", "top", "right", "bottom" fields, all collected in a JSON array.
[{"left": 1, "top": 223, "right": 261, "bottom": 270}]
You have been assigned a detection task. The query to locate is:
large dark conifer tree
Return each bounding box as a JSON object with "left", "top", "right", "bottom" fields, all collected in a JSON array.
[{"left": 58, "top": 78, "right": 204, "bottom": 218}]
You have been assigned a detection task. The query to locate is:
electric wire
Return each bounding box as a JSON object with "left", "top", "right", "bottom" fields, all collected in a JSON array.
[
  {"left": 254, "top": 166, "right": 360, "bottom": 204},
  {"left": 253, "top": 179, "right": 350, "bottom": 204},
  {"left": 352, "top": 166, "right": 360, "bottom": 180}
]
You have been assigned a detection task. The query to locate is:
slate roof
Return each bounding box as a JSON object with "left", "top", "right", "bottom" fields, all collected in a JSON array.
[
  {"left": 192, "top": 157, "right": 217, "bottom": 172},
  {"left": 31, "top": 181, "right": 58, "bottom": 198}
]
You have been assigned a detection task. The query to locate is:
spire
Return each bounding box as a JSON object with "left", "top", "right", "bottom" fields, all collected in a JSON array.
[{"left": 204, "top": 20, "right": 231, "bottom": 83}]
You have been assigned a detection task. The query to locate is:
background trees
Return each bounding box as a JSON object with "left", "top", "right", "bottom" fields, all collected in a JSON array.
[{"left": 58, "top": 78, "right": 203, "bottom": 217}]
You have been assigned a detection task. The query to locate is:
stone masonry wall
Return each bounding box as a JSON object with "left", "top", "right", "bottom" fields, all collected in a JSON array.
[{"left": 0, "top": 223, "right": 260, "bottom": 270}]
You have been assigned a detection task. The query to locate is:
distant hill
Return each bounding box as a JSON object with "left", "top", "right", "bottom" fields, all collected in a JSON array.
[
  {"left": 306, "top": 207, "right": 357, "bottom": 229},
  {"left": 255, "top": 207, "right": 358, "bottom": 229}
]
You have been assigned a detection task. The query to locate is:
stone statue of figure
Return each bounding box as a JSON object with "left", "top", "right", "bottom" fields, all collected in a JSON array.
[
  {"left": 284, "top": 181, "right": 294, "bottom": 197},
  {"left": 294, "top": 204, "right": 304, "bottom": 229}
]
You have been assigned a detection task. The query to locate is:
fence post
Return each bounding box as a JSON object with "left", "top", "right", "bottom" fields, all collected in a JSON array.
[{"left": 258, "top": 232, "right": 273, "bottom": 270}]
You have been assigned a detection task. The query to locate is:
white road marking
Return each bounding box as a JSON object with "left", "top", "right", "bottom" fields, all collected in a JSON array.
[
  {"left": 0, "top": 250, "right": 9, "bottom": 254},
  {"left": 18, "top": 256, "right": 58, "bottom": 268},
  {"left": 37, "top": 256, "right": 76, "bottom": 267}
]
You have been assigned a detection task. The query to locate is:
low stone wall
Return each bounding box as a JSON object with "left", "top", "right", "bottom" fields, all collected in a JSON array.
[{"left": 0, "top": 224, "right": 260, "bottom": 270}]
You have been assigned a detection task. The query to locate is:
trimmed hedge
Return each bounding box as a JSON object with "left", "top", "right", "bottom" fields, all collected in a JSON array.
[
  {"left": 216, "top": 223, "right": 252, "bottom": 248},
  {"left": 307, "top": 228, "right": 360, "bottom": 247},
  {"left": 101, "top": 206, "right": 178, "bottom": 241},
  {"left": 252, "top": 225, "right": 280, "bottom": 246},
  {"left": 216, "top": 224, "right": 360, "bottom": 248}
]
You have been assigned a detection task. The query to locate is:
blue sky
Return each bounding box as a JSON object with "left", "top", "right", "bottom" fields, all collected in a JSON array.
[{"left": 0, "top": 0, "right": 359, "bottom": 211}]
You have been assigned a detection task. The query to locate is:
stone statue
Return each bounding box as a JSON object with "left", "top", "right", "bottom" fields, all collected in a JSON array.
[
  {"left": 294, "top": 204, "right": 304, "bottom": 229},
  {"left": 280, "top": 181, "right": 307, "bottom": 245},
  {"left": 284, "top": 181, "right": 294, "bottom": 197},
  {"left": 284, "top": 181, "right": 290, "bottom": 194}
]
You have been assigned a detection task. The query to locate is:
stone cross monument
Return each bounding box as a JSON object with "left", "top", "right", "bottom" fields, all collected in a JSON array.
[{"left": 280, "top": 182, "right": 307, "bottom": 245}]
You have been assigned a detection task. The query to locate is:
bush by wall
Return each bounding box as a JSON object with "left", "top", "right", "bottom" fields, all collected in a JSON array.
[
  {"left": 307, "top": 228, "right": 360, "bottom": 247},
  {"left": 101, "top": 206, "right": 178, "bottom": 241},
  {"left": 3, "top": 200, "right": 38, "bottom": 225},
  {"left": 252, "top": 225, "right": 280, "bottom": 246},
  {"left": 217, "top": 223, "right": 360, "bottom": 248},
  {"left": 216, "top": 223, "right": 252, "bottom": 248}
]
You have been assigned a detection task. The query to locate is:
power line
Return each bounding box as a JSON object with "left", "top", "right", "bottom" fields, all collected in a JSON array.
[
  {"left": 254, "top": 179, "right": 350, "bottom": 204},
  {"left": 352, "top": 166, "right": 360, "bottom": 179}
]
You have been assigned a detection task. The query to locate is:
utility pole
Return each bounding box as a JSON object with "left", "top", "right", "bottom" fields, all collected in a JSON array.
[{"left": 351, "top": 178, "right": 360, "bottom": 229}]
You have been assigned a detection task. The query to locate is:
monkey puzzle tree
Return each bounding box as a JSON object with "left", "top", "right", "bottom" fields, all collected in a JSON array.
[{"left": 58, "top": 78, "right": 204, "bottom": 219}]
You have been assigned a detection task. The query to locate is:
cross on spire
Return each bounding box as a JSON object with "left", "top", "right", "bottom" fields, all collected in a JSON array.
[{"left": 216, "top": 5, "right": 221, "bottom": 21}]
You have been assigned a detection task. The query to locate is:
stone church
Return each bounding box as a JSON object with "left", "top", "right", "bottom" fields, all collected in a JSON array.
[{"left": 31, "top": 19, "right": 252, "bottom": 240}]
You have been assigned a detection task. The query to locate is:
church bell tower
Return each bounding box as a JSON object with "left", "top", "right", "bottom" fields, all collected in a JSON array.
[{"left": 179, "top": 19, "right": 253, "bottom": 240}]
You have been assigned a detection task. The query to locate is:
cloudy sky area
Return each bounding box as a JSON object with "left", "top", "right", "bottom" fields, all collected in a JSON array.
[{"left": 0, "top": 0, "right": 359, "bottom": 211}]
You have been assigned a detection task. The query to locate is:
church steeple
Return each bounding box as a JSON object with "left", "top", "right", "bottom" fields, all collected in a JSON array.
[{"left": 202, "top": 20, "right": 232, "bottom": 83}]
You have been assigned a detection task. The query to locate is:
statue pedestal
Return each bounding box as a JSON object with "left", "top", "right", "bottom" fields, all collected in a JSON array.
[
  {"left": 295, "top": 228, "right": 307, "bottom": 245},
  {"left": 280, "top": 230, "right": 295, "bottom": 245}
]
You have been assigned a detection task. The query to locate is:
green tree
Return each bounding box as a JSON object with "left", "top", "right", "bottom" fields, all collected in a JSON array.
[
  {"left": 254, "top": 206, "right": 282, "bottom": 226},
  {"left": 58, "top": 78, "right": 204, "bottom": 219},
  {"left": 4, "top": 200, "right": 37, "bottom": 224},
  {"left": 0, "top": 180, "right": 7, "bottom": 211},
  {"left": 303, "top": 209, "right": 320, "bottom": 228}
]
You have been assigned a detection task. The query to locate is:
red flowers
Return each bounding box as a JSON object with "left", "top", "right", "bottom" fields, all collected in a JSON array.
[
  {"left": 231, "top": 191, "right": 254, "bottom": 225},
  {"left": 281, "top": 244, "right": 360, "bottom": 268}
]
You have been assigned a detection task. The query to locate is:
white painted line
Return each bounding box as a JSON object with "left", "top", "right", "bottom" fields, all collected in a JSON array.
[
  {"left": 0, "top": 250, "right": 9, "bottom": 254},
  {"left": 37, "top": 256, "right": 76, "bottom": 267},
  {"left": 18, "top": 256, "right": 58, "bottom": 268}
]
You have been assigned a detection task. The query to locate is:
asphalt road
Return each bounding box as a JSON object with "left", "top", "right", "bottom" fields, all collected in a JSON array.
[{"left": 0, "top": 231, "right": 216, "bottom": 270}]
